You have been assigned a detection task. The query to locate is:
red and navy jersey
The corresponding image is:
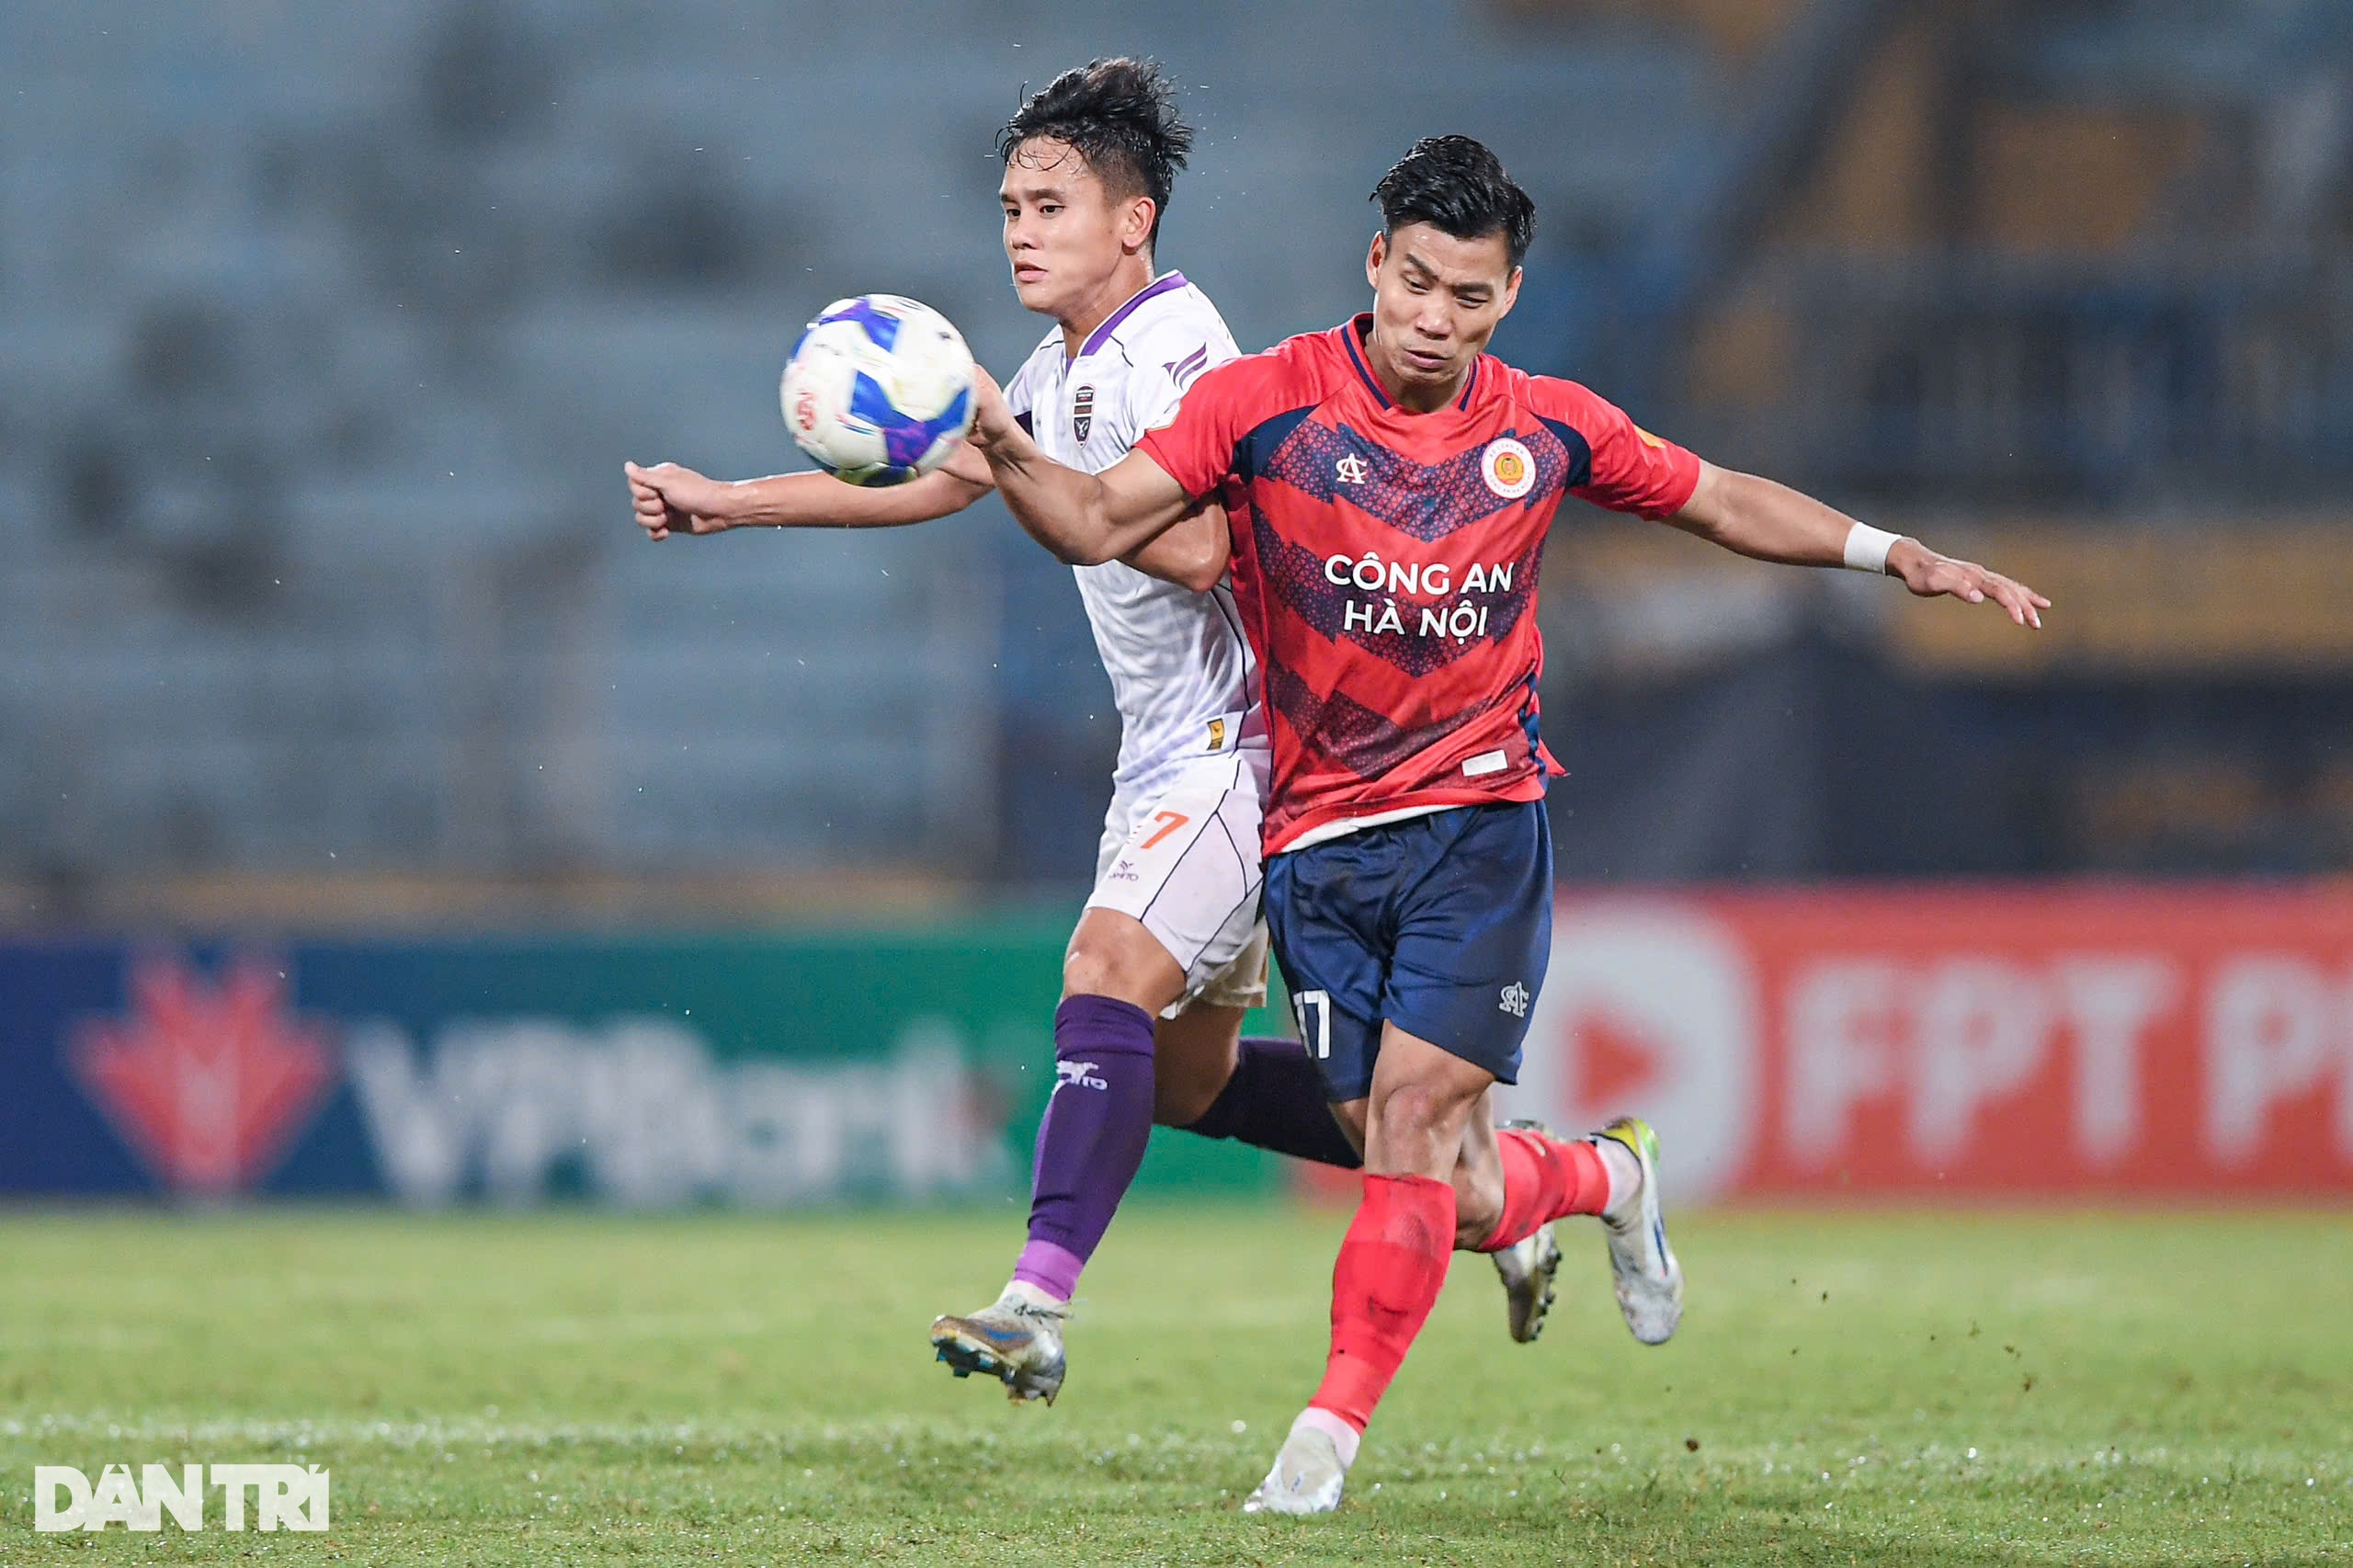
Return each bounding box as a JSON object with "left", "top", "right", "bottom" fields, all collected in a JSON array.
[{"left": 1136, "top": 315, "right": 1700, "bottom": 855}]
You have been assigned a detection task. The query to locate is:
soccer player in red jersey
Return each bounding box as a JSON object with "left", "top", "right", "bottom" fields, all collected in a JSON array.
[{"left": 966, "top": 134, "right": 2050, "bottom": 1513}]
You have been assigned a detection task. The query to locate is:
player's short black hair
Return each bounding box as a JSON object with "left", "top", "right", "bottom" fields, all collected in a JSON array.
[
  {"left": 996, "top": 57, "right": 1192, "bottom": 249},
  {"left": 1371, "top": 134, "right": 1536, "bottom": 270}
]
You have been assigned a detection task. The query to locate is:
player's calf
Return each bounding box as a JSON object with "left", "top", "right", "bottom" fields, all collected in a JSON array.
[
  {"left": 926, "top": 988, "right": 1156, "bottom": 1401},
  {"left": 1157, "top": 1017, "right": 1363, "bottom": 1170},
  {"left": 1245, "top": 1029, "right": 1488, "bottom": 1511},
  {"left": 1326, "top": 1089, "right": 1578, "bottom": 1345},
  {"left": 1483, "top": 1119, "right": 1564, "bottom": 1344}
]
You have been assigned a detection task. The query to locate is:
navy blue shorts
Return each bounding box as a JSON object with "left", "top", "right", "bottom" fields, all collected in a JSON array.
[{"left": 1264, "top": 801, "right": 1553, "bottom": 1103}]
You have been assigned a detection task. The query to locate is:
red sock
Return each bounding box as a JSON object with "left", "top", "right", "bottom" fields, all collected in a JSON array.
[
  {"left": 1308, "top": 1173, "right": 1456, "bottom": 1433},
  {"left": 1475, "top": 1129, "right": 1610, "bottom": 1253}
]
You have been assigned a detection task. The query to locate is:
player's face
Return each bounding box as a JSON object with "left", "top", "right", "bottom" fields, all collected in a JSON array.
[
  {"left": 1363, "top": 224, "right": 1522, "bottom": 405},
  {"left": 1000, "top": 138, "right": 1154, "bottom": 323}
]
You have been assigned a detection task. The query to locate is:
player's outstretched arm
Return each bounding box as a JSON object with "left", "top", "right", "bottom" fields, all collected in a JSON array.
[
  {"left": 623, "top": 448, "right": 994, "bottom": 541},
  {"left": 1669, "top": 460, "right": 2051, "bottom": 629},
  {"left": 967, "top": 368, "right": 1197, "bottom": 567},
  {"left": 1121, "top": 503, "right": 1230, "bottom": 594}
]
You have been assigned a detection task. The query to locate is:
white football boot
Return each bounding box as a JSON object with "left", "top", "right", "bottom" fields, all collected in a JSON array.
[
  {"left": 928, "top": 1284, "right": 1068, "bottom": 1404},
  {"left": 1242, "top": 1415, "right": 1351, "bottom": 1516},
  {"left": 1594, "top": 1116, "right": 1684, "bottom": 1345},
  {"left": 1491, "top": 1119, "right": 1563, "bottom": 1344}
]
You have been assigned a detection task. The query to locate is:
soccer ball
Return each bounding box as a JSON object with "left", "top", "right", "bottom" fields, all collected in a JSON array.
[{"left": 780, "top": 294, "right": 976, "bottom": 486}]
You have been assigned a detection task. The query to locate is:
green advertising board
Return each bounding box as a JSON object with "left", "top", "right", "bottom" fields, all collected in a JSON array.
[{"left": 2, "top": 921, "right": 1300, "bottom": 1205}]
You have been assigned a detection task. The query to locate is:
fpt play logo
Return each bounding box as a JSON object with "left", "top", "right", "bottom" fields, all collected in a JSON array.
[
  {"left": 1506, "top": 903, "right": 1762, "bottom": 1201},
  {"left": 70, "top": 953, "right": 337, "bottom": 1196}
]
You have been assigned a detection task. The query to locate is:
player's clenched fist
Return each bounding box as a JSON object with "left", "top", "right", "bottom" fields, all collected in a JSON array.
[
  {"left": 1885, "top": 539, "right": 2051, "bottom": 630},
  {"left": 964, "top": 366, "right": 1018, "bottom": 451},
  {"left": 624, "top": 460, "right": 736, "bottom": 540}
]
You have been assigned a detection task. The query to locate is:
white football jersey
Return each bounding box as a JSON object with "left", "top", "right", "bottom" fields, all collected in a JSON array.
[{"left": 1003, "top": 272, "right": 1263, "bottom": 800}]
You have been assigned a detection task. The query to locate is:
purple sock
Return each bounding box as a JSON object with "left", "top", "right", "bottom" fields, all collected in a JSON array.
[
  {"left": 1178, "top": 1036, "right": 1362, "bottom": 1170},
  {"left": 1013, "top": 994, "right": 1156, "bottom": 1301}
]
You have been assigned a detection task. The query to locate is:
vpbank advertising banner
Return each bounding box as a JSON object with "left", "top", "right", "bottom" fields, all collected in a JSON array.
[{"left": 0, "top": 926, "right": 1287, "bottom": 1205}]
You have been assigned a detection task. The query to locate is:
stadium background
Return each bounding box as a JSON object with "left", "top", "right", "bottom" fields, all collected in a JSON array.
[
  {"left": 6, "top": 5, "right": 2352, "bottom": 1560},
  {"left": 5, "top": 0, "right": 2348, "bottom": 1209}
]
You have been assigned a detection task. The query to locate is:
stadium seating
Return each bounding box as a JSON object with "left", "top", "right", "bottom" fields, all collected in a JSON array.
[
  {"left": 3, "top": 0, "right": 2346, "bottom": 889},
  {"left": 0, "top": 0, "right": 1718, "bottom": 884}
]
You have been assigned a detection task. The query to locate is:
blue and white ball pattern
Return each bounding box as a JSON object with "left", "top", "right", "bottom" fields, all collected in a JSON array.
[{"left": 780, "top": 294, "right": 975, "bottom": 486}]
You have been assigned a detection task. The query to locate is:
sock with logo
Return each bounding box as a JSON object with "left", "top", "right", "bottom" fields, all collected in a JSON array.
[
  {"left": 1176, "top": 1036, "right": 1362, "bottom": 1169},
  {"left": 1012, "top": 994, "right": 1157, "bottom": 1301},
  {"left": 1308, "top": 1172, "right": 1456, "bottom": 1436},
  {"left": 1472, "top": 1127, "right": 1612, "bottom": 1253}
]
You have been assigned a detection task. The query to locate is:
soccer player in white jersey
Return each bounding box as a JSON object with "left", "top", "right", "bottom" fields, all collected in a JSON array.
[{"left": 627, "top": 60, "right": 1561, "bottom": 1405}]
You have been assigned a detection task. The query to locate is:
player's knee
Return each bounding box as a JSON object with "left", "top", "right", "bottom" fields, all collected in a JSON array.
[
  {"left": 1063, "top": 903, "right": 1186, "bottom": 1003},
  {"left": 1378, "top": 1079, "right": 1460, "bottom": 1136},
  {"left": 1063, "top": 941, "right": 1171, "bottom": 1012},
  {"left": 1062, "top": 943, "right": 1142, "bottom": 1006},
  {"left": 1061, "top": 943, "right": 1106, "bottom": 998},
  {"left": 1368, "top": 1081, "right": 1473, "bottom": 1174}
]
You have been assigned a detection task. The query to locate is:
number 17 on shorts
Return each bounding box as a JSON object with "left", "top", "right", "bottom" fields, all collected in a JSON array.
[{"left": 1290, "top": 989, "right": 1332, "bottom": 1059}]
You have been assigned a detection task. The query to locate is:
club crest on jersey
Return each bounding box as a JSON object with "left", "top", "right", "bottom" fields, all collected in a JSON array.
[
  {"left": 1335, "top": 453, "right": 1370, "bottom": 484},
  {"left": 1072, "top": 385, "right": 1096, "bottom": 443},
  {"left": 1482, "top": 437, "right": 1536, "bottom": 500}
]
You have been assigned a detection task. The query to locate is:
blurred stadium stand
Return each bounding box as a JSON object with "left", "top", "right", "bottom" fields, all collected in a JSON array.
[
  {"left": 1, "top": 0, "right": 2348, "bottom": 926},
  {"left": 1529, "top": 0, "right": 2353, "bottom": 881}
]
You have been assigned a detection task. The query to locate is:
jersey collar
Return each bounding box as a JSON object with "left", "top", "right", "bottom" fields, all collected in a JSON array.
[
  {"left": 1342, "top": 313, "right": 1481, "bottom": 412},
  {"left": 1073, "top": 270, "right": 1189, "bottom": 360}
]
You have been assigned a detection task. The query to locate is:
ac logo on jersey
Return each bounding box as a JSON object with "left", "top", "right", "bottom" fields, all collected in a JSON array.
[
  {"left": 1335, "top": 454, "right": 1370, "bottom": 485},
  {"left": 1073, "top": 385, "right": 1096, "bottom": 443},
  {"left": 1482, "top": 437, "right": 1536, "bottom": 500}
]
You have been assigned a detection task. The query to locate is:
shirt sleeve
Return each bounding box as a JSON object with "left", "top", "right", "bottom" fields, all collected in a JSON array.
[
  {"left": 1132, "top": 356, "right": 1258, "bottom": 500},
  {"left": 1545, "top": 378, "right": 1701, "bottom": 520}
]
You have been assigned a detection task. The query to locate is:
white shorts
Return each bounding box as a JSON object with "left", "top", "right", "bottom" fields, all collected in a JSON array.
[{"left": 1087, "top": 750, "right": 1270, "bottom": 1016}]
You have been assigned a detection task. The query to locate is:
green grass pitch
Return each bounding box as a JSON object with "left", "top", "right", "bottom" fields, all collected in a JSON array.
[{"left": 2, "top": 1204, "right": 2348, "bottom": 1563}]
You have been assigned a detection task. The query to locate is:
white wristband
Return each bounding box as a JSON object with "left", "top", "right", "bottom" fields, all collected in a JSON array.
[{"left": 1842, "top": 522, "right": 1902, "bottom": 574}]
